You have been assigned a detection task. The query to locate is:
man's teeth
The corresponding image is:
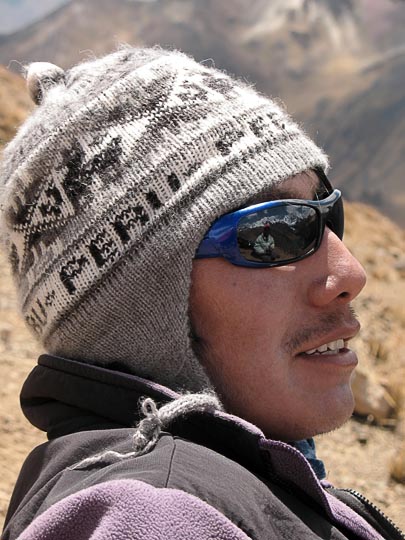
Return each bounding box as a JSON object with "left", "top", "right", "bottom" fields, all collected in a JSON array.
[{"left": 304, "top": 339, "right": 345, "bottom": 355}]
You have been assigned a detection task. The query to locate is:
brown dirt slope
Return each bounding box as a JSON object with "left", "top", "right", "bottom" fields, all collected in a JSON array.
[
  {"left": 316, "top": 202, "right": 405, "bottom": 531},
  {"left": 0, "top": 65, "right": 33, "bottom": 146}
]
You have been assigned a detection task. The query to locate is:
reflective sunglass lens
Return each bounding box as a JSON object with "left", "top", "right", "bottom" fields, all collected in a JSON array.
[{"left": 237, "top": 204, "right": 319, "bottom": 264}]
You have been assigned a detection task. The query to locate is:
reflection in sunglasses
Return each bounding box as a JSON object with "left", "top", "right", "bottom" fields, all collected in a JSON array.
[{"left": 238, "top": 205, "right": 318, "bottom": 263}]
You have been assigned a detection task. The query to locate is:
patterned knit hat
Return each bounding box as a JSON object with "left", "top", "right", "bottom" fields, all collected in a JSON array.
[{"left": 0, "top": 46, "right": 328, "bottom": 392}]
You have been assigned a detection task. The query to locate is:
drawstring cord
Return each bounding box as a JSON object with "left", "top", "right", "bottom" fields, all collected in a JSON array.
[
  {"left": 133, "top": 393, "right": 221, "bottom": 455},
  {"left": 132, "top": 398, "right": 162, "bottom": 455},
  {"left": 70, "top": 393, "right": 222, "bottom": 469}
]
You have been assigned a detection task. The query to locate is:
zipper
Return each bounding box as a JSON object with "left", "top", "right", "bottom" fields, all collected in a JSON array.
[
  {"left": 260, "top": 440, "right": 405, "bottom": 539},
  {"left": 341, "top": 488, "right": 405, "bottom": 540}
]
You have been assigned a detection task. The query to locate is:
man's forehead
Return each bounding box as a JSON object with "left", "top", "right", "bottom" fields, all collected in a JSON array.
[
  {"left": 245, "top": 169, "right": 323, "bottom": 206},
  {"left": 274, "top": 170, "right": 321, "bottom": 198}
]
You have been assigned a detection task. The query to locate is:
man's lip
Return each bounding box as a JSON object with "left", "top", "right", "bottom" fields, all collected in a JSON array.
[
  {"left": 296, "top": 322, "right": 361, "bottom": 356},
  {"left": 298, "top": 349, "right": 359, "bottom": 369}
]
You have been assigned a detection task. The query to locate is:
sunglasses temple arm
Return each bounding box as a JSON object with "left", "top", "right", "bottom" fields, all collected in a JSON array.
[{"left": 195, "top": 235, "right": 222, "bottom": 259}]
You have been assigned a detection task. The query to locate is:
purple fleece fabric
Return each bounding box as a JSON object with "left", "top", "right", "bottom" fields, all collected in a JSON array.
[
  {"left": 324, "top": 491, "right": 385, "bottom": 540},
  {"left": 15, "top": 479, "right": 251, "bottom": 540},
  {"left": 260, "top": 440, "right": 384, "bottom": 540},
  {"left": 259, "top": 439, "right": 328, "bottom": 508}
]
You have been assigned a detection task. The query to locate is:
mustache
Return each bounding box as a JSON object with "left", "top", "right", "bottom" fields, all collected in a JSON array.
[{"left": 284, "top": 306, "right": 359, "bottom": 355}]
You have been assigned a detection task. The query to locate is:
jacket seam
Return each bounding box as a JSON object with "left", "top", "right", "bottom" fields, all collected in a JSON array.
[{"left": 164, "top": 436, "right": 177, "bottom": 488}]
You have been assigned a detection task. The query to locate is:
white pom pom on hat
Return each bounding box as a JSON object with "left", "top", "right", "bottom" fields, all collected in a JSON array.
[{"left": 26, "top": 62, "right": 66, "bottom": 105}]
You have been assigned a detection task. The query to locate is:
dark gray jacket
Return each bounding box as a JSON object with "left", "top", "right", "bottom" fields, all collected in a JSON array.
[{"left": 3, "top": 354, "right": 404, "bottom": 540}]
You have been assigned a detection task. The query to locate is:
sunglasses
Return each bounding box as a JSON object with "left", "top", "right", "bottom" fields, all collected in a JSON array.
[{"left": 195, "top": 188, "right": 344, "bottom": 268}]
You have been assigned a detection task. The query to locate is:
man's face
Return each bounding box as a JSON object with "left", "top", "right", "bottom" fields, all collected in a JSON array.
[{"left": 190, "top": 171, "right": 367, "bottom": 441}]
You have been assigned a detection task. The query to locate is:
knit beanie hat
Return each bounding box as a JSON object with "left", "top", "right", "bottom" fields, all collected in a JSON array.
[{"left": 0, "top": 46, "right": 328, "bottom": 392}]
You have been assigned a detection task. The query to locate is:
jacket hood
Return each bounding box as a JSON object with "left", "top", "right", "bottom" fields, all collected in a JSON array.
[{"left": 21, "top": 354, "right": 268, "bottom": 476}]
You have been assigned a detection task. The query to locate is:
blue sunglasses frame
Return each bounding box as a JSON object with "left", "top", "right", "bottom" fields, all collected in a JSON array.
[{"left": 195, "top": 189, "right": 344, "bottom": 268}]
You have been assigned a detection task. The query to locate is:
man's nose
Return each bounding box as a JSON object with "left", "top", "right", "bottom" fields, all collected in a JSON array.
[{"left": 307, "top": 228, "right": 367, "bottom": 307}]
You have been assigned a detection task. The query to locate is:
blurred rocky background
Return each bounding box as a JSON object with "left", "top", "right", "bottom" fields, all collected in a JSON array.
[
  {"left": 0, "top": 0, "right": 404, "bottom": 531},
  {"left": 1, "top": 0, "right": 405, "bottom": 225}
]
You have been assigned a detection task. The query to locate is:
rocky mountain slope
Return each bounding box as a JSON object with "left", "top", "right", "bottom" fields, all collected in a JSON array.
[
  {"left": 0, "top": 0, "right": 378, "bottom": 102},
  {"left": 0, "top": 0, "right": 403, "bottom": 105},
  {"left": 0, "top": 0, "right": 403, "bottom": 226},
  {"left": 313, "top": 49, "right": 405, "bottom": 226}
]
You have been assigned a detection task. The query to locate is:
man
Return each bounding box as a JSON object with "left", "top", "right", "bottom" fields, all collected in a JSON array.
[
  {"left": 253, "top": 222, "right": 275, "bottom": 260},
  {"left": 1, "top": 47, "right": 403, "bottom": 540}
]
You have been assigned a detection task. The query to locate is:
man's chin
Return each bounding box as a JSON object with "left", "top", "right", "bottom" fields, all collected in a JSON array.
[
  {"left": 309, "top": 397, "right": 355, "bottom": 438},
  {"left": 285, "top": 390, "right": 355, "bottom": 440}
]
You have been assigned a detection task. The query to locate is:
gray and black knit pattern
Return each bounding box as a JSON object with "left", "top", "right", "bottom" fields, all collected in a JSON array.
[{"left": 0, "top": 46, "right": 328, "bottom": 392}]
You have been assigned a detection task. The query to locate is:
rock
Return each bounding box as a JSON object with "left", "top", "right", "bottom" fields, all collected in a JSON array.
[
  {"left": 0, "top": 324, "right": 12, "bottom": 347},
  {"left": 394, "top": 259, "right": 405, "bottom": 276},
  {"left": 352, "top": 368, "right": 396, "bottom": 423},
  {"left": 390, "top": 445, "right": 405, "bottom": 484}
]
